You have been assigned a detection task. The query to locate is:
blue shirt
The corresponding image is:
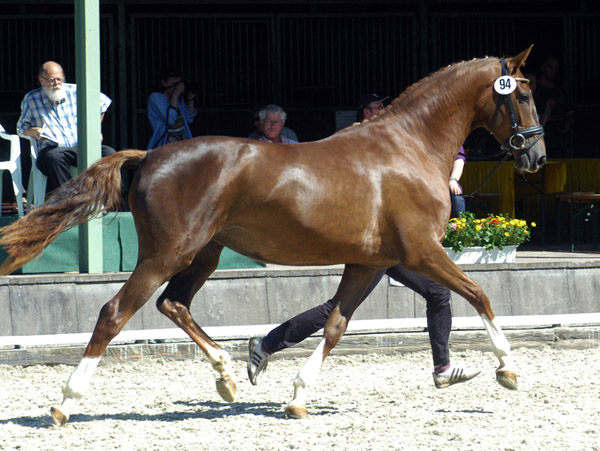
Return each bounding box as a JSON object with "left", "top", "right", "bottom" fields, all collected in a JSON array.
[
  {"left": 17, "top": 83, "right": 112, "bottom": 151},
  {"left": 147, "top": 92, "right": 196, "bottom": 150}
]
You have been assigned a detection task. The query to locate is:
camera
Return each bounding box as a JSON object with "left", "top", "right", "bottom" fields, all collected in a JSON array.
[{"left": 183, "top": 80, "right": 199, "bottom": 102}]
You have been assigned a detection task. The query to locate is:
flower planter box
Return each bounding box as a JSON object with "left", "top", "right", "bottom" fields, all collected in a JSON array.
[
  {"left": 442, "top": 212, "right": 532, "bottom": 263},
  {"left": 444, "top": 245, "right": 517, "bottom": 264}
]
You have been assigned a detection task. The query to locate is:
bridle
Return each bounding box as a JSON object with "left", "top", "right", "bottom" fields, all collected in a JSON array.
[
  {"left": 467, "top": 60, "right": 545, "bottom": 197},
  {"left": 488, "top": 59, "right": 545, "bottom": 158}
]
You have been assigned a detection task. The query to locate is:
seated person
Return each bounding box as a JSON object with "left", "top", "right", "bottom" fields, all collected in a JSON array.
[
  {"left": 147, "top": 68, "right": 197, "bottom": 150},
  {"left": 248, "top": 104, "right": 298, "bottom": 142},
  {"left": 257, "top": 104, "right": 298, "bottom": 144},
  {"left": 17, "top": 61, "right": 115, "bottom": 194}
]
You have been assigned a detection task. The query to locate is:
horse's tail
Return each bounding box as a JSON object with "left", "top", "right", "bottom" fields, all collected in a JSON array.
[{"left": 0, "top": 150, "right": 147, "bottom": 275}]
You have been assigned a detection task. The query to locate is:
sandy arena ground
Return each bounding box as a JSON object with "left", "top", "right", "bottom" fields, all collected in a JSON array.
[{"left": 1, "top": 346, "right": 599, "bottom": 451}]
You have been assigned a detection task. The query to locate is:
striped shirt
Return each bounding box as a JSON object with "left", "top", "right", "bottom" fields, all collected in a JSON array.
[{"left": 17, "top": 83, "right": 112, "bottom": 151}]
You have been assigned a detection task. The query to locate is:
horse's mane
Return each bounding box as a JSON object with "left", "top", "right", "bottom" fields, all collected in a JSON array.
[{"left": 346, "top": 56, "right": 499, "bottom": 129}]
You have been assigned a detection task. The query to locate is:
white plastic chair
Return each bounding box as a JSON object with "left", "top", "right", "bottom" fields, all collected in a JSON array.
[
  {"left": 0, "top": 124, "right": 24, "bottom": 216},
  {"left": 24, "top": 136, "right": 47, "bottom": 210},
  {"left": 24, "top": 137, "right": 79, "bottom": 210}
]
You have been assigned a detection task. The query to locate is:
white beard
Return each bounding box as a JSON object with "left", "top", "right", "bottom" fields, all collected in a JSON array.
[{"left": 43, "top": 85, "right": 66, "bottom": 103}]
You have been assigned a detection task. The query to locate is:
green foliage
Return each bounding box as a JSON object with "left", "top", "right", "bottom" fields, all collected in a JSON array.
[{"left": 442, "top": 211, "right": 534, "bottom": 252}]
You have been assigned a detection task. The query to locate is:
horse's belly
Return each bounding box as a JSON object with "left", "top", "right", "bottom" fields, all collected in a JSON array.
[{"left": 214, "top": 226, "right": 396, "bottom": 267}]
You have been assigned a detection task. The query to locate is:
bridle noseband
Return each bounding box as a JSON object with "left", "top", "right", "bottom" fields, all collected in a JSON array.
[{"left": 489, "top": 60, "right": 545, "bottom": 158}]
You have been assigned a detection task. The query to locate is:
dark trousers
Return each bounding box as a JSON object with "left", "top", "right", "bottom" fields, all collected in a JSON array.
[
  {"left": 450, "top": 193, "right": 465, "bottom": 218},
  {"left": 37, "top": 145, "right": 116, "bottom": 193},
  {"left": 263, "top": 263, "right": 452, "bottom": 367}
]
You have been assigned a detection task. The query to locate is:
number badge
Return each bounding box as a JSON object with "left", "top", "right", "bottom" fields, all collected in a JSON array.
[{"left": 494, "top": 75, "right": 517, "bottom": 95}]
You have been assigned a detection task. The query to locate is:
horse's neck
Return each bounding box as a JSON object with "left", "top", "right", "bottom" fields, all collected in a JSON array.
[{"left": 384, "top": 62, "right": 491, "bottom": 161}]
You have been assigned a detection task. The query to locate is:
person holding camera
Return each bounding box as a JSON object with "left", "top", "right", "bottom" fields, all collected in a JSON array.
[{"left": 147, "top": 68, "right": 197, "bottom": 150}]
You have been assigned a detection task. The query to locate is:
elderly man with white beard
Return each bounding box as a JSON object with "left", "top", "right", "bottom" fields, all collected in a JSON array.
[{"left": 17, "top": 61, "right": 115, "bottom": 194}]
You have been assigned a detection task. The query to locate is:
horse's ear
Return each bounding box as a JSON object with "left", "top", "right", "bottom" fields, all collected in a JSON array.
[{"left": 507, "top": 45, "right": 534, "bottom": 74}]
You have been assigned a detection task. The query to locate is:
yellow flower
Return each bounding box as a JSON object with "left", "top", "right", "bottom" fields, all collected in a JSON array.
[
  {"left": 531, "top": 222, "right": 537, "bottom": 227},
  {"left": 443, "top": 212, "right": 532, "bottom": 252}
]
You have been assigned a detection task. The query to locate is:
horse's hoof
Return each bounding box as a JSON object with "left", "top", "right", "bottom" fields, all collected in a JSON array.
[
  {"left": 216, "top": 376, "right": 236, "bottom": 403},
  {"left": 496, "top": 370, "right": 518, "bottom": 390},
  {"left": 50, "top": 406, "right": 69, "bottom": 427},
  {"left": 284, "top": 404, "right": 308, "bottom": 419}
]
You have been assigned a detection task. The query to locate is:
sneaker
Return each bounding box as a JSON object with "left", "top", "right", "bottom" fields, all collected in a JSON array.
[
  {"left": 432, "top": 365, "right": 481, "bottom": 389},
  {"left": 247, "top": 337, "right": 269, "bottom": 385}
]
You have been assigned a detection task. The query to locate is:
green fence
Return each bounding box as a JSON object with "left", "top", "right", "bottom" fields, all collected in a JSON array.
[{"left": 0, "top": 212, "right": 264, "bottom": 274}]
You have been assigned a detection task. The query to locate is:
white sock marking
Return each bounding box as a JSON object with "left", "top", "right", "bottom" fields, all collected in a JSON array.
[
  {"left": 289, "top": 339, "right": 326, "bottom": 407},
  {"left": 480, "top": 314, "right": 515, "bottom": 371}
]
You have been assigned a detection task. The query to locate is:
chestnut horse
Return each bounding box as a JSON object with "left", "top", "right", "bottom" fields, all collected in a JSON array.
[{"left": 0, "top": 47, "right": 545, "bottom": 425}]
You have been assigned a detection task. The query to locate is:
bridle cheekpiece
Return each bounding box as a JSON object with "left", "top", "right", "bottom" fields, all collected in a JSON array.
[{"left": 489, "top": 59, "right": 545, "bottom": 158}]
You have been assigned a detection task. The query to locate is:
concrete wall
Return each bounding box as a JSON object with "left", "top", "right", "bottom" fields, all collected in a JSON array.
[{"left": 2, "top": 261, "right": 600, "bottom": 338}]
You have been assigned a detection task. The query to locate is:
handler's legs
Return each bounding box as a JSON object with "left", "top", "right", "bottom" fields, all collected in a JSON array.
[
  {"left": 385, "top": 264, "right": 451, "bottom": 368},
  {"left": 385, "top": 264, "right": 480, "bottom": 388},
  {"left": 248, "top": 270, "right": 387, "bottom": 385}
]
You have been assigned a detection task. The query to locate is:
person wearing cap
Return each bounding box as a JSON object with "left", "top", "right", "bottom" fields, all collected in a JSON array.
[
  {"left": 357, "top": 92, "right": 390, "bottom": 122},
  {"left": 247, "top": 93, "right": 479, "bottom": 391}
]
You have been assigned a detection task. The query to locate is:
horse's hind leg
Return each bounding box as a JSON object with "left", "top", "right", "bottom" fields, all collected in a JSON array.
[
  {"left": 50, "top": 258, "right": 175, "bottom": 426},
  {"left": 154, "top": 241, "right": 237, "bottom": 402},
  {"left": 285, "top": 264, "right": 378, "bottom": 419}
]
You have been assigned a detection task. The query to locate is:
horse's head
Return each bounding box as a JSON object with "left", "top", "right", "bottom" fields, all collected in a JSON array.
[{"left": 484, "top": 46, "right": 546, "bottom": 173}]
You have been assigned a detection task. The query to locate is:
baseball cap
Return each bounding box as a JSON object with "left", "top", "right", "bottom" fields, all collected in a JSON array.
[{"left": 358, "top": 93, "right": 390, "bottom": 109}]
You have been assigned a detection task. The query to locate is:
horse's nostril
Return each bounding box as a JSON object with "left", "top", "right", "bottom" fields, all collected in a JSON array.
[{"left": 538, "top": 155, "right": 547, "bottom": 167}]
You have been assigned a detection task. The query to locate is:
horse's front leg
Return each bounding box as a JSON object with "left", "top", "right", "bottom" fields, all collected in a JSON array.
[
  {"left": 480, "top": 313, "right": 517, "bottom": 389},
  {"left": 155, "top": 242, "right": 236, "bottom": 402},
  {"left": 408, "top": 244, "right": 517, "bottom": 390},
  {"left": 285, "top": 265, "right": 378, "bottom": 418}
]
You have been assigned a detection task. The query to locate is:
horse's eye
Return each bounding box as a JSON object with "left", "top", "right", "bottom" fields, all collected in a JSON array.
[{"left": 517, "top": 93, "right": 530, "bottom": 104}]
